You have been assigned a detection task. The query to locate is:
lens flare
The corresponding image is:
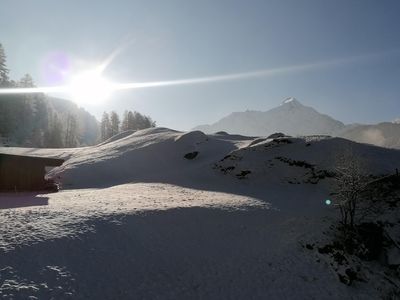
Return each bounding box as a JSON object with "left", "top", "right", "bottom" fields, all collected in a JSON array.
[
  {"left": 67, "top": 69, "right": 114, "bottom": 104},
  {"left": 41, "top": 51, "right": 71, "bottom": 85}
]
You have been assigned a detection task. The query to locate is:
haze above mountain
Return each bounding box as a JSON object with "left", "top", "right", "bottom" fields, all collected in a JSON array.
[{"left": 194, "top": 97, "right": 400, "bottom": 149}]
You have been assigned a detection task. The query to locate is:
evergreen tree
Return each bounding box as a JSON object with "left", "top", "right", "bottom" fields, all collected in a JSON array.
[
  {"left": 32, "top": 97, "right": 49, "bottom": 146},
  {"left": 44, "top": 113, "right": 64, "bottom": 148},
  {"left": 13, "top": 95, "right": 34, "bottom": 145},
  {"left": 18, "top": 74, "right": 35, "bottom": 88},
  {"left": 0, "top": 43, "right": 9, "bottom": 86},
  {"left": 110, "top": 111, "right": 120, "bottom": 137},
  {"left": 13, "top": 74, "right": 36, "bottom": 145},
  {"left": 127, "top": 110, "right": 135, "bottom": 130},
  {"left": 121, "top": 110, "right": 130, "bottom": 132},
  {"left": 100, "top": 112, "right": 111, "bottom": 141},
  {"left": 132, "top": 111, "right": 144, "bottom": 129},
  {"left": 65, "top": 113, "right": 79, "bottom": 147},
  {"left": 119, "top": 110, "right": 156, "bottom": 131}
]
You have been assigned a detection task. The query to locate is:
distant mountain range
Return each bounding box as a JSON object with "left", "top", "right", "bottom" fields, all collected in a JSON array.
[
  {"left": 193, "top": 97, "right": 400, "bottom": 149},
  {"left": 339, "top": 122, "right": 400, "bottom": 149}
]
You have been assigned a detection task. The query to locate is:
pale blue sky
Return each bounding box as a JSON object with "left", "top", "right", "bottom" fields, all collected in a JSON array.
[{"left": 1, "top": 0, "right": 400, "bottom": 129}]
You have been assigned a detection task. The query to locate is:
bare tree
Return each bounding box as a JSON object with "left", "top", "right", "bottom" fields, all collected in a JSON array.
[{"left": 333, "top": 147, "right": 369, "bottom": 229}]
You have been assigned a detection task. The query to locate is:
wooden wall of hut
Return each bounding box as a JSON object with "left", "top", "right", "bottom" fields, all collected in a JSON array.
[{"left": 0, "top": 154, "right": 64, "bottom": 191}]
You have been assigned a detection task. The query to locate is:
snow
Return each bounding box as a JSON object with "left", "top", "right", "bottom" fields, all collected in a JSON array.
[
  {"left": 0, "top": 183, "right": 268, "bottom": 252},
  {"left": 282, "top": 97, "right": 297, "bottom": 104},
  {"left": 1, "top": 128, "right": 400, "bottom": 298}
]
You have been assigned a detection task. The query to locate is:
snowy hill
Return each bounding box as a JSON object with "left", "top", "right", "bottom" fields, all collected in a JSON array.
[
  {"left": 1, "top": 128, "right": 400, "bottom": 299},
  {"left": 3, "top": 127, "right": 395, "bottom": 190},
  {"left": 3, "top": 127, "right": 399, "bottom": 191},
  {"left": 194, "top": 97, "right": 345, "bottom": 136}
]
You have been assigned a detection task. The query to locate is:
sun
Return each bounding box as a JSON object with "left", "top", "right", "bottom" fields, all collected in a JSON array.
[{"left": 68, "top": 68, "right": 115, "bottom": 105}]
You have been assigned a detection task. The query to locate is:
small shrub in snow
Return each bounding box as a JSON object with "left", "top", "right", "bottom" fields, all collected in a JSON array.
[
  {"left": 184, "top": 151, "right": 199, "bottom": 160},
  {"left": 272, "top": 138, "right": 292, "bottom": 144},
  {"left": 236, "top": 170, "right": 251, "bottom": 179},
  {"left": 274, "top": 156, "right": 314, "bottom": 169},
  {"left": 221, "top": 166, "right": 235, "bottom": 174},
  {"left": 315, "top": 241, "right": 362, "bottom": 286}
]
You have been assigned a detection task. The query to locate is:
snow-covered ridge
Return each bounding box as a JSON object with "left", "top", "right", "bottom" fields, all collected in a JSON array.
[{"left": 4, "top": 127, "right": 398, "bottom": 190}]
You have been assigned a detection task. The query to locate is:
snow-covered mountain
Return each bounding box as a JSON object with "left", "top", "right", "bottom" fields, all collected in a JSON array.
[
  {"left": 194, "top": 97, "right": 345, "bottom": 136},
  {"left": 194, "top": 97, "right": 400, "bottom": 149}
]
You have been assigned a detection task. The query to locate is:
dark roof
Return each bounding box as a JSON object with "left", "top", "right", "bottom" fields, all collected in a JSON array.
[{"left": 0, "top": 153, "right": 64, "bottom": 166}]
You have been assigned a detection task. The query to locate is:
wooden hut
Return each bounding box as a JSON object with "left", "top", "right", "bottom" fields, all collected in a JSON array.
[{"left": 0, "top": 153, "right": 64, "bottom": 191}]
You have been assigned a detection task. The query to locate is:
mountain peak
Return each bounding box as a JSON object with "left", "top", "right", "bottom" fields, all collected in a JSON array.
[
  {"left": 281, "top": 97, "right": 302, "bottom": 106},
  {"left": 193, "top": 97, "right": 345, "bottom": 136}
]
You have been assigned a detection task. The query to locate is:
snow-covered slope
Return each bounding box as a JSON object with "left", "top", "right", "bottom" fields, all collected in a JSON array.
[
  {"left": 44, "top": 127, "right": 399, "bottom": 190},
  {"left": 194, "top": 97, "right": 345, "bottom": 136},
  {"left": 1, "top": 129, "right": 400, "bottom": 299},
  {"left": 216, "top": 135, "right": 400, "bottom": 177},
  {"left": 3, "top": 127, "right": 399, "bottom": 193}
]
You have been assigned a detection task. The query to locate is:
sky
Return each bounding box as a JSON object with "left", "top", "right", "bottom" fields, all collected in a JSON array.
[{"left": 1, "top": 0, "right": 400, "bottom": 130}]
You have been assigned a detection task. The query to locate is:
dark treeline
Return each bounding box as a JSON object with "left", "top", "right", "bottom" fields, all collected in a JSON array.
[{"left": 100, "top": 110, "right": 156, "bottom": 141}]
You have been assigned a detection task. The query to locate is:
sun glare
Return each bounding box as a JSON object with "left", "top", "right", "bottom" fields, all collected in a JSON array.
[{"left": 68, "top": 68, "right": 115, "bottom": 105}]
